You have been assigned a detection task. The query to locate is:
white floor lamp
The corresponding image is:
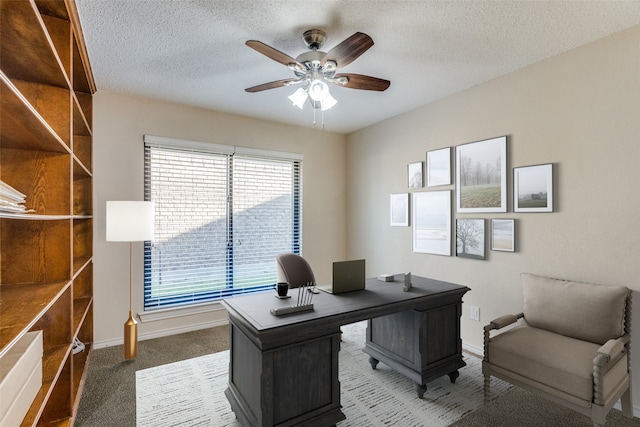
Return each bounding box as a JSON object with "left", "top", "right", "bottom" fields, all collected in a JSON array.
[{"left": 106, "top": 201, "right": 155, "bottom": 360}]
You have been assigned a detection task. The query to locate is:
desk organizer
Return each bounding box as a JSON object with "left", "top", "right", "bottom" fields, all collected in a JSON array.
[
  {"left": 270, "top": 282, "right": 316, "bottom": 316},
  {"left": 270, "top": 304, "right": 314, "bottom": 316}
]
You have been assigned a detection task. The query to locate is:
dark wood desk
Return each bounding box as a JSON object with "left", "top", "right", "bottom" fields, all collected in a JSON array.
[{"left": 222, "top": 276, "right": 469, "bottom": 427}]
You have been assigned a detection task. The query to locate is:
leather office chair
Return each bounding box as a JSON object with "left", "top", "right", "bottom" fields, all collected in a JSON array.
[{"left": 276, "top": 253, "right": 315, "bottom": 289}]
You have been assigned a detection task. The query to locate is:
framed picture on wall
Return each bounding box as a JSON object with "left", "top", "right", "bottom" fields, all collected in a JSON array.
[
  {"left": 456, "top": 136, "right": 507, "bottom": 213},
  {"left": 514, "top": 163, "right": 553, "bottom": 212},
  {"left": 408, "top": 161, "right": 423, "bottom": 188},
  {"left": 412, "top": 190, "right": 451, "bottom": 256},
  {"left": 456, "top": 218, "right": 486, "bottom": 260},
  {"left": 390, "top": 193, "right": 409, "bottom": 226},
  {"left": 491, "top": 219, "right": 515, "bottom": 252},
  {"left": 427, "top": 147, "right": 451, "bottom": 187}
]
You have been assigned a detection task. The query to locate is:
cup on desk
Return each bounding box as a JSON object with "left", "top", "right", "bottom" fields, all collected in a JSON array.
[{"left": 276, "top": 282, "right": 289, "bottom": 297}]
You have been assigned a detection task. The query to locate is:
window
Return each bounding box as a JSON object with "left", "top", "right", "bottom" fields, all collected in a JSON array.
[{"left": 143, "top": 135, "right": 302, "bottom": 309}]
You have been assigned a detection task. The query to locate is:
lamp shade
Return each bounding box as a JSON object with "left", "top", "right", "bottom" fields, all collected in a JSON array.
[
  {"left": 106, "top": 201, "right": 155, "bottom": 242},
  {"left": 288, "top": 87, "right": 308, "bottom": 109}
]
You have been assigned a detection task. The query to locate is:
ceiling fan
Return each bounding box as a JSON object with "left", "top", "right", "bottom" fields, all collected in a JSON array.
[{"left": 245, "top": 29, "right": 390, "bottom": 111}]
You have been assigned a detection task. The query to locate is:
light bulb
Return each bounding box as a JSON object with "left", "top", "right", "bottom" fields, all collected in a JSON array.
[{"left": 308, "top": 79, "right": 329, "bottom": 101}]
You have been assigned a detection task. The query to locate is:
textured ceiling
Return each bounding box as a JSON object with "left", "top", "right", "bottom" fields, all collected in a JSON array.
[{"left": 75, "top": 1, "right": 640, "bottom": 134}]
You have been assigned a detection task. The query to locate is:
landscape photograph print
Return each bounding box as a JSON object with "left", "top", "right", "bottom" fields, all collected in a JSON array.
[
  {"left": 456, "top": 218, "right": 485, "bottom": 259},
  {"left": 408, "top": 161, "right": 423, "bottom": 188},
  {"left": 514, "top": 163, "right": 553, "bottom": 212},
  {"left": 427, "top": 147, "right": 451, "bottom": 187},
  {"left": 456, "top": 136, "right": 507, "bottom": 213},
  {"left": 491, "top": 219, "right": 515, "bottom": 252},
  {"left": 413, "top": 191, "right": 451, "bottom": 256},
  {"left": 390, "top": 193, "right": 409, "bottom": 226}
]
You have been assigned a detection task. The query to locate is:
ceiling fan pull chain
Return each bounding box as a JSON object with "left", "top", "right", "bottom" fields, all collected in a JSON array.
[{"left": 313, "top": 105, "right": 317, "bottom": 128}]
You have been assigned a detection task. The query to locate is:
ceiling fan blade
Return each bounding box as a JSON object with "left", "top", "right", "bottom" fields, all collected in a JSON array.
[
  {"left": 321, "top": 32, "right": 374, "bottom": 68},
  {"left": 246, "top": 40, "right": 305, "bottom": 70},
  {"left": 245, "top": 78, "right": 299, "bottom": 93},
  {"left": 334, "top": 73, "right": 390, "bottom": 91}
]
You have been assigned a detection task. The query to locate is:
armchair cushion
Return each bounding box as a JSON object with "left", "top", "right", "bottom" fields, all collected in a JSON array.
[
  {"left": 489, "top": 325, "right": 628, "bottom": 403},
  {"left": 521, "top": 273, "right": 628, "bottom": 345}
]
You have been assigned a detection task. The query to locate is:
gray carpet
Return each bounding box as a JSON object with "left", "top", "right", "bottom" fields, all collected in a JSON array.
[
  {"left": 75, "top": 326, "right": 230, "bottom": 427},
  {"left": 76, "top": 324, "right": 639, "bottom": 427},
  {"left": 136, "top": 321, "right": 512, "bottom": 426},
  {"left": 451, "top": 388, "right": 640, "bottom": 427}
]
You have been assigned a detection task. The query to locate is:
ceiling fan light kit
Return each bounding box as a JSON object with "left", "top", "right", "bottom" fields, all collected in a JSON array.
[{"left": 246, "top": 29, "right": 390, "bottom": 127}]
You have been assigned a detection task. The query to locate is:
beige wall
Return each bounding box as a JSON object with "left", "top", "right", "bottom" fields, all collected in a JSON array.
[
  {"left": 93, "top": 24, "right": 640, "bottom": 408},
  {"left": 347, "top": 25, "right": 640, "bottom": 406},
  {"left": 93, "top": 92, "right": 347, "bottom": 346}
]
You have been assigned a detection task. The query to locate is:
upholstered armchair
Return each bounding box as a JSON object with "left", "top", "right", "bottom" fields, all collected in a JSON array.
[{"left": 483, "top": 273, "right": 633, "bottom": 427}]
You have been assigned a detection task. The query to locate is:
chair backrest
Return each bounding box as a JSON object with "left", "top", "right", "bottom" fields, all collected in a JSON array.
[
  {"left": 521, "top": 273, "right": 630, "bottom": 345},
  {"left": 276, "top": 253, "right": 316, "bottom": 289}
]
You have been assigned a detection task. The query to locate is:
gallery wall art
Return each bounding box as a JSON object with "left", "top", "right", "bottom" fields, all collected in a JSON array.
[
  {"left": 390, "top": 193, "right": 409, "bottom": 226},
  {"left": 514, "top": 163, "right": 553, "bottom": 212},
  {"left": 456, "top": 218, "right": 486, "bottom": 260},
  {"left": 412, "top": 191, "right": 451, "bottom": 256},
  {"left": 456, "top": 136, "right": 507, "bottom": 213}
]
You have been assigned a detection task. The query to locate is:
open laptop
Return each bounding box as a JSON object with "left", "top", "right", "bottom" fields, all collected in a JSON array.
[{"left": 317, "top": 259, "right": 366, "bottom": 294}]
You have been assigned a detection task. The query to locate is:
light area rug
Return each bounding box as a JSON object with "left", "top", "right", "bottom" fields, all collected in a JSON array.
[{"left": 136, "top": 321, "right": 512, "bottom": 426}]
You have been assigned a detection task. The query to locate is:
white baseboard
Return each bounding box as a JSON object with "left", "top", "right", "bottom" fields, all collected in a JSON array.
[
  {"left": 93, "top": 318, "right": 229, "bottom": 350},
  {"left": 462, "top": 341, "right": 483, "bottom": 357}
]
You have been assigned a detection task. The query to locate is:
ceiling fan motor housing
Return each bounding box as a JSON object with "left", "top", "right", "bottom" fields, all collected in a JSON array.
[{"left": 302, "top": 29, "right": 326, "bottom": 50}]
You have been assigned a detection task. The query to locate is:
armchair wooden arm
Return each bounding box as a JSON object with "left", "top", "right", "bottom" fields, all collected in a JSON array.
[
  {"left": 483, "top": 313, "right": 524, "bottom": 363},
  {"left": 593, "top": 334, "right": 630, "bottom": 407}
]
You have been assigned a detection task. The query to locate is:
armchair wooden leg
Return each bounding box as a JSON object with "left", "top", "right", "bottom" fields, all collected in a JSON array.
[
  {"left": 621, "top": 386, "right": 633, "bottom": 418},
  {"left": 483, "top": 375, "right": 491, "bottom": 404}
]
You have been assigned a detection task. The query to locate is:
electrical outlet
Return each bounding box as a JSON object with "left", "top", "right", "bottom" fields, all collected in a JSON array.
[{"left": 470, "top": 306, "right": 480, "bottom": 321}]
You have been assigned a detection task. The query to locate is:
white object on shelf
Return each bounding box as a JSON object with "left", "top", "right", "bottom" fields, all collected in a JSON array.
[
  {"left": 0, "top": 331, "right": 43, "bottom": 427},
  {"left": 73, "top": 337, "right": 85, "bottom": 354}
]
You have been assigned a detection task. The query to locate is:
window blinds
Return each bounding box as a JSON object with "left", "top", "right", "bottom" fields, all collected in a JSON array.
[{"left": 143, "top": 136, "right": 302, "bottom": 309}]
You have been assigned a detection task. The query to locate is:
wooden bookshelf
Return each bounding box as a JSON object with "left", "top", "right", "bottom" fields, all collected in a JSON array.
[{"left": 0, "top": 0, "right": 95, "bottom": 425}]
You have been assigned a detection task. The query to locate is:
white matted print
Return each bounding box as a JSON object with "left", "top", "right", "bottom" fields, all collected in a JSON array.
[
  {"left": 514, "top": 163, "right": 553, "bottom": 212},
  {"left": 427, "top": 147, "right": 451, "bottom": 187},
  {"left": 456, "top": 218, "right": 485, "bottom": 260},
  {"left": 491, "top": 219, "right": 515, "bottom": 252},
  {"left": 412, "top": 191, "right": 451, "bottom": 256},
  {"left": 456, "top": 136, "right": 507, "bottom": 213},
  {"left": 390, "top": 193, "right": 409, "bottom": 226},
  {"left": 408, "top": 162, "right": 423, "bottom": 188}
]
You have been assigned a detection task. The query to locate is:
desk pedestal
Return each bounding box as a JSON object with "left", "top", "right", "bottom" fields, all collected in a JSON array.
[
  {"left": 222, "top": 277, "right": 469, "bottom": 426},
  {"left": 225, "top": 318, "right": 345, "bottom": 427},
  {"left": 364, "top": 302, "right": 465, "bottom": 398}
]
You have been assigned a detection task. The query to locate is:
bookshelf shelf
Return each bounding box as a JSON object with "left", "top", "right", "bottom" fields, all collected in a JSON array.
[{"left": 0, "top": 0, "right": 94, "bottom": 424}]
